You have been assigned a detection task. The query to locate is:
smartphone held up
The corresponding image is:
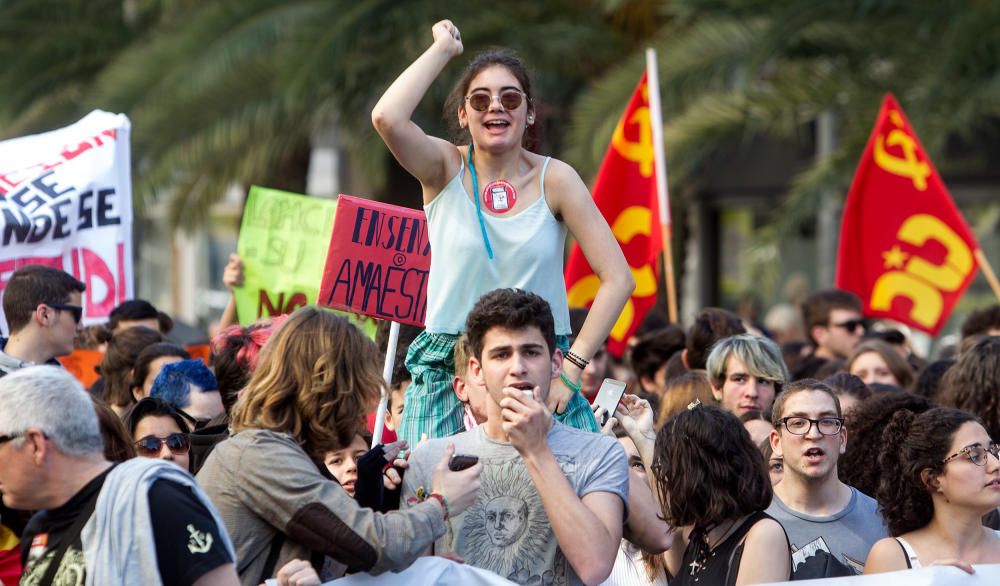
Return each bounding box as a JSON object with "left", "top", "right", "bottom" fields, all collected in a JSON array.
[{"left": 592, "top": 378, "right": 627, "bottom": 426}]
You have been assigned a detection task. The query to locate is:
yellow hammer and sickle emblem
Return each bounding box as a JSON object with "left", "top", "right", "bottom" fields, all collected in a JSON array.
[
  {"left": 567, "top": 206, "right": 657, "bottom": 342},
  {"left": 896, "top": 214, "right": 973, "bottom": 292},
  {"left": 610, "top": 86, "right": 654, "bottom": 178},
  {"left": 873, "top": 111, "right": 931, "bottom": 191},
  {"left": 870, "top": 214, "right": 974, "bottom": 329},
  {"left": 870, "top": 272, "right": 942, "bottom": 329}
]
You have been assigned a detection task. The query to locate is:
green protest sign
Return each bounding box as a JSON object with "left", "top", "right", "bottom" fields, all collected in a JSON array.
[{"left": 234, "top": 186, "right": 376, "bottom": 337}]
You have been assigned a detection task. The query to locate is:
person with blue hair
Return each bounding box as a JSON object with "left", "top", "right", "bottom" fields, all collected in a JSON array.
[{"left": 150, "top": 359, "right": 224, "bottom": 429}]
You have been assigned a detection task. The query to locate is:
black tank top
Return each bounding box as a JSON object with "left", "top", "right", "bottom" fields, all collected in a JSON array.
[{"left": 673, "top": 511, "right": 789, "bottom": 586}]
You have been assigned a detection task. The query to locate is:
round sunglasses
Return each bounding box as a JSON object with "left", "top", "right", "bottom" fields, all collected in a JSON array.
[
  {"left": 134, "top": 433, "right": 190, "bottom": 457},
  {"left": 465, "top": 89, "right": 525, "bottom": 112}
]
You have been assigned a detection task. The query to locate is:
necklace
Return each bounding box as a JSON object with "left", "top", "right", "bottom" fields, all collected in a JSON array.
[
  {"left": 467, "top": 143, "right": 494, "bottom": 259},
  {"left": 687, "top": 518, "right": 738, "bottom": 581}
]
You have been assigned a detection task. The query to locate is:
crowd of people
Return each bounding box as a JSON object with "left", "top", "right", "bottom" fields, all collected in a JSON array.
[{"left": 3, "top": 18, "right": 1000, "bottom": 586}]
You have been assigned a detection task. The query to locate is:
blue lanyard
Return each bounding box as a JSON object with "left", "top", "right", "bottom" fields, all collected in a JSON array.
[{"left": 467, "top": 144, "right": 494, "bottom": 260}]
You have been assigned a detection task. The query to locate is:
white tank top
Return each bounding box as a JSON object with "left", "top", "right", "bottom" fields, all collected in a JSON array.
[
  {"left": 895, "top": 537, "right": 922, "bottom": 569},
  {"left": 423, "top": 156, "right": 571, "bottom": 335},
  {"left": 896, "top": 530, "right": 1000, "bottom": 570}
]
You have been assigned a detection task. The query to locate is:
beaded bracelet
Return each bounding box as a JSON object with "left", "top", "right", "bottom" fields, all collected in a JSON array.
[
  {"left": 406, "top": 487, "right": 451, "bottom": 521},
  {"left": 427, "top": 492, "right": 450, "bottom": 521},
  {"left": 559, "top": 372, "right": 582, "bottom": 393},
  {"left": 565, "top": 350, "right": 590, "bottom": 370}
]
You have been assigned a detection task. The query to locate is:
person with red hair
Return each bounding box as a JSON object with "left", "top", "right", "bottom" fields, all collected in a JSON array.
[
  {"left": 210, "top": 316, "right": 288, "bottom": 415},
  {"left": 185, "top": 316, "right": 288, "bottom": 474}
]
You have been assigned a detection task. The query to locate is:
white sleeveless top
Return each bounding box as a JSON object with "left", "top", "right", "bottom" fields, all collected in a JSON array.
[
  {"left": 424, "top": 156, "right": 571, "bottom": 335},
  {"left": 896, "top": 530, "right": 1000, "bottom": 569},
  {"left": 895, "top": 537, "right": 922, "bottom": 569}
]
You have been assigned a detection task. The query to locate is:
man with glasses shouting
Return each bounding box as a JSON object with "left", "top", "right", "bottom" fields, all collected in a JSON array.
[
  {"left": 767, "top": 379, "right": 886, "bottom": 578},
  {"left": 0, "top": 265, "right": 85, "bottom": 378},
  {"left": 0, "top": 366, "right": 240, "bottom": 585}
]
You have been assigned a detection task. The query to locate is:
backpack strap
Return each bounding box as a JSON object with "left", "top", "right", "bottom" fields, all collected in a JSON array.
[
  {"left": 39, "top": 485, "right": 100, "bottom": 585},
  {"left": 236, "top": 531, "right": 286, "bottom": 582},
  {"left": 260, "top": 532, "right": 286, "bottom": 582}
]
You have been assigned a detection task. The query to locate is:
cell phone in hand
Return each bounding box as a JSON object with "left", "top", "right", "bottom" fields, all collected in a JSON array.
[
  {"left": 449, "top": 454, "right": 479, "bottom": 471},
  {"left": 593, "top": 378, "right": 627, "bottom": 426}
]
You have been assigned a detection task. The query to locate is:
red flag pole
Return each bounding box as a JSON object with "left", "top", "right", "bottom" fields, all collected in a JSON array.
[
  {"left": 974, "top": 250, "right": 1000, "bottom": 302},
  {"left": 646, "top": 48, "right": 677, "bottom": 323}
]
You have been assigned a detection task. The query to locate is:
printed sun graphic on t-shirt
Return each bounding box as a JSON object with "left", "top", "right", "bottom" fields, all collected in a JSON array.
[{"left": 458, "top": 458, "right": 552, "bottom": 582}]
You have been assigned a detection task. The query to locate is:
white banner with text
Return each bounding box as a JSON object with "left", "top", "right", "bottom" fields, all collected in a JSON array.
[{"left": 0, "top": 110, "right": 133, "bottom": 334}]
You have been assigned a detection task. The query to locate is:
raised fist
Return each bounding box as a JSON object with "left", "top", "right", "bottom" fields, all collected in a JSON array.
[{"left": 432, "top": 20, "right": 463, "bottom": 57}]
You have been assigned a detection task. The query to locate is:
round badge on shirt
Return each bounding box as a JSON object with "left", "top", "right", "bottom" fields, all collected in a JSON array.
[{"left": 482, "top": 179, "right": 517, "bottom": 214}]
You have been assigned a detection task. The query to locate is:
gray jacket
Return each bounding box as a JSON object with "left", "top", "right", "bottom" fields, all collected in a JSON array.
[{"left": 196, "top": 429, "right": 445, "bottom": 585}]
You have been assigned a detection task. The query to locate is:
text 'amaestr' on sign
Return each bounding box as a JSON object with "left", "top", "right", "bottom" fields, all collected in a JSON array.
[{"left": 318, "top": 195, "right": 431, "bottom": 326}]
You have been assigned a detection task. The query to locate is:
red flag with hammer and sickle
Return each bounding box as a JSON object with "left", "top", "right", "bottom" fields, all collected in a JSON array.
[
  {"left": 565, "top": 73, "right": 663, "bottom": 357},
  {"left": 836, "top": 94, "right": 980, "bottom": 335}
]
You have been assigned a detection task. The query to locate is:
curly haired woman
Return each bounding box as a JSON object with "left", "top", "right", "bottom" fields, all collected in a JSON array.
[{"left": 864, "top": 408, "right": 1000, "bottom": 573}]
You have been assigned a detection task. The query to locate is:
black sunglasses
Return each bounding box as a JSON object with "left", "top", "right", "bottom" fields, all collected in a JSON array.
[
  {"left": 47, "top": 303, "right": 83, "bottom": 324},
  {"left": 176, "top": 408, "right": 210, "bottom": 431},
  {"left": 0, "top": 432, "right": 25, "bottom": 445},
  {"left": 831, "top": 318, "right": 865, "bottom": 334},
  {"left": 465, "top": 89, "right": 525, "bottom": 112},
  {"left": 134, "top": 433, "right": 190, "bottom": 457}
]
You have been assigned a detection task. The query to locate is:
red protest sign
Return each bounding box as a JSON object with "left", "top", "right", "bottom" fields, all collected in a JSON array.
[{"left": 318, "top": 195, "right": 431, "bottom": 326}]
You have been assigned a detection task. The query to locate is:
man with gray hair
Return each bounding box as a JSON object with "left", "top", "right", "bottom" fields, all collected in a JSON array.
[
  {"left": 706, "top": 333, "right": 789, "bottom": 416},
  {"left": 0, "top": 366, "right": 239, "bottom": 585}
]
